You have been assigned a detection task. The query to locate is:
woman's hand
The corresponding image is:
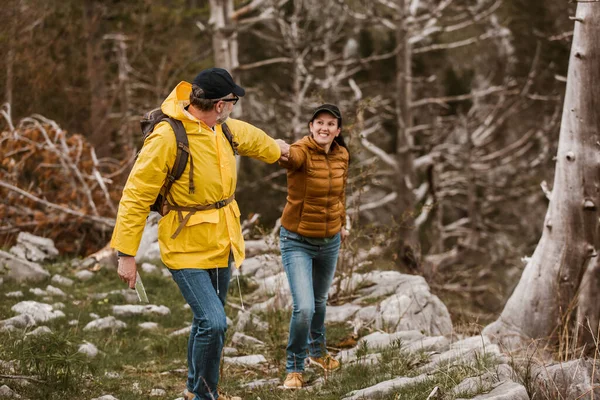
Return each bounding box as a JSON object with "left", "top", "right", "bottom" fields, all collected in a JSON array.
[{"left": 341, "top": 227, "right": 350, "bottom": 243}]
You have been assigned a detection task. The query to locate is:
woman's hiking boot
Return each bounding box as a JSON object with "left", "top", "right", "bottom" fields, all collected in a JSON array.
[
  {"left": 308, "top": 354, "right": 340, "bottom": 371},
  {"left": 283, "top": 372, "right": 304, "bottom": 389}
]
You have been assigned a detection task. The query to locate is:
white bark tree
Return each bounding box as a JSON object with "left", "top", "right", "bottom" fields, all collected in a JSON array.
[{"left": 483, "top": 2, "right": 600, "bottom": 351}]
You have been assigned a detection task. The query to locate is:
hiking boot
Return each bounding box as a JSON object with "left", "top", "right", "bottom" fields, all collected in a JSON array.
[
  {"left": 183, "top": 389, "right": 195, "bottom": 400},
  {"left": 308, "top": 354, "right": 340, "bottom": 371},
  {"left": 283, "top": 372, "right": 304, "bottom": 389}
]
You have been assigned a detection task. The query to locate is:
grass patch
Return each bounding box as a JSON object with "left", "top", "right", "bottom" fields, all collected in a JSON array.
[{"left": 0, "top": 259, "right": 504, "bottom": 399}]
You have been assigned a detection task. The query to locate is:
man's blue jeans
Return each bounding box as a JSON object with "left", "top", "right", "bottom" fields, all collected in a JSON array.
[
  {"left": 280, "top": 226, "right": 341, "bottom": 373},
  {"left": 169, "top": 254, "right": 232, "bottom": 400}
]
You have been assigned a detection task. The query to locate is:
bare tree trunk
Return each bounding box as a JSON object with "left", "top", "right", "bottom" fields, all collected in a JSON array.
[
  {"left": 393, "top": 0, "right": 420, "bottom": 270},
  {"left": 209, "top": 0, "right": 242, "bottom": 117},
  {"left": 5, "top": 4, "right": 16, "bottom": 108},
  {"left": 83, "top": 0, "right": 107, "bottom": 151},
  {"left": 483, "top": 3, "right": 600, "bottom": 350}
]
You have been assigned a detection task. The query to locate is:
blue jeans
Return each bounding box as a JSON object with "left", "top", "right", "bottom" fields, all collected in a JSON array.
[
  {"left": 280, "top": 226, "right": 341, "bottom": 373},
  {"left": 169, "top": 254, "right": 232, "bottom": 400}
]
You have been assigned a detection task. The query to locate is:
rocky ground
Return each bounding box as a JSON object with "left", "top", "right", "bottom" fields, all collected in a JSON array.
[{"left": 1, "top": 229, "right": 599, "bottom": 399}]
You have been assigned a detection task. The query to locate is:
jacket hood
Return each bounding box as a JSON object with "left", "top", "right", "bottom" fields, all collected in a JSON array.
[{"left": 161, "top": 81, "right": 195, "bottom": 122}]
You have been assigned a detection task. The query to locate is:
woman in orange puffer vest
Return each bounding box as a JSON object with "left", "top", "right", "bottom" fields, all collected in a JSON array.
[{"left": 279, "top": 104, "right": 350, "bottom": 389}]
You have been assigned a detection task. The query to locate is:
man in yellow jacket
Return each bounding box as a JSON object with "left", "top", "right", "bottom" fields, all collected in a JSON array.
[{"left": 111, "top": 68, "right": 289, "bottom": 400}]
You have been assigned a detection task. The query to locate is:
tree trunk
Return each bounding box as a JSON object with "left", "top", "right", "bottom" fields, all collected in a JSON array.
[
  {"left": 83, "top": 0, "right": 108, "bottom": 152},
  {"left": 393, "top": 0, "right": 420, "bottom": 270},
  {"left": 483, "top": 3, "right": 600, "bottom": 351},
  {"left": 5, "top": 4, "right": 16, "bottom": 108},
  {"left": 209, "top": 0, "right": 242, "bottom": 118}
]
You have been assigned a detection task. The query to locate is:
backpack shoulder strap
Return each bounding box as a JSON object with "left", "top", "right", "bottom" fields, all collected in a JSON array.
[
  {"left": 163, "top": 117, "right": 189, "bottom": 181},
  {"left": 221, "top": 122, "right": 239, "bottom": 156}
]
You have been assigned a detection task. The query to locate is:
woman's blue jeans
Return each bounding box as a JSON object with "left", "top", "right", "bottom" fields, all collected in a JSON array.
[
  {"left": 169, "top": 254, "right": 232, "bottom": 400},
  {"left": 280, "top": 226, "right": 341, "bottom": 373}
]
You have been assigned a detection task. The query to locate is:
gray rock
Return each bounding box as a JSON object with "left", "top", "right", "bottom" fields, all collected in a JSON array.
[
  {"left": 91, "top": 396, "right": 119, "bottom": 400},
  {"left": 89, "top": 313, "right": 100, "bottom": 319},
  {"left": 141, "top": 263, "right": 158, "bottom": 274},
  {"left": 325, "top": 304, "right": 362, "bottom": 323},
  {"left": 0, "top": 250, "right": 50, "bottom": 283},
  {"left": 534, "top": 359, "right": 600, "bottom": 399},
  {"left": 5, "top": 291, "right": 23, "bottom": 298},
  {"left": 235, "top": 311, "right": 268, "bottom": 332},
  {"left": 223, "top": 347, "right": 238, "bottom": 356},
  {"left": 420, "top": 336, "right": 502, "bottom": 373},
  {"left": 244, "top": 239, "right": 274, "bottom": 257},
  {"left": 29, "top": 288, "right": 47, "bottom": 296},
  {"left": 51, "top": 275, "right": 74, "bottom": 287},
  {"left": 139, "top": 322, "right": 159, "bottom": 330},
  {"left": 45, "top": 285, "right": 67, "bottom": 297},
  {"left": 457, "top": 380, "right": 529, "bottom": 400},
  {"left": 74, "top": 270, "right": 94, "bottom": 282},
  {"left": 149, "top": 388, "right": 166, "bottom": 397},
  {"left": 403, "top": 336, "right": 451, "bottom": 353},
  {"left": 0, "top": 385, "right": 22, "bottom": 399},
  {"left": 338, "top": 331, "right": 424, "bottom": 363},
  {"left": 25, "top": 326, "right": 52, "bottom": 337},
  {"left": 223, "top": 354, "right": 267, "bottom": 366},
  {"left": 111, "top": 305, "right": 170, "bottom": 317},
  {"left": 241, "top": 378, "right": 280, "bottom": 389},
  {"left": 11, "top": 301, "right": 65, "bottom": 323},
  {"left": 342, "top": 374, "right": 429, "bottom": 400},
  {"left": 453, "top": 372, "right": 503, "bottom": 397},
  {"left": 83, "top": 316, "right": 127, "bottom": 331},
  {"left": 0, "top": 314, "right": 36, "bottom": 330},
  {"left": 231, "top": 332, "right": 265, "bottom": 347},
  {"left": 78, "top": 342, "right": 99, "bottom": 358},
  {"left": 170, "top": 326, "right": 191, "bottom": 337},
  {"left": 135, "top": 213, "right": 161, "bottom": 262},
  {"left": 238, "top": 254, "right": 281, "bottom": 279},
  {"left": 10, "top": 232, "right": 58, "bottom": 262}
]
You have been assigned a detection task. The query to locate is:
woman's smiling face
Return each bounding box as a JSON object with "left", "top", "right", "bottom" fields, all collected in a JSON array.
[{"left": 309, "top": 111, "right": 341, "bottom": 152}]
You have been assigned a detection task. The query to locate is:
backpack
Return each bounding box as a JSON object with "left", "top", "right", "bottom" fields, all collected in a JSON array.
[{"left": 140, "top": 108, "right": 239, "bottom": 216}]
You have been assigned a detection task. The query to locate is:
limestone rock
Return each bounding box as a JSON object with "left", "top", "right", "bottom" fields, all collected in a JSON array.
[
  {"left": 11, "top": 301, "right": 65, "bottom": 323},
  {"left": 83, "top": 316, "right": 127, "bottom": 331}
]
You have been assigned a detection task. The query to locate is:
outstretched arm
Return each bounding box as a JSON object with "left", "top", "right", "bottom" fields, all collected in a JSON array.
[{"left": 225, "top": 119, "right": 281, "bottom": 163}]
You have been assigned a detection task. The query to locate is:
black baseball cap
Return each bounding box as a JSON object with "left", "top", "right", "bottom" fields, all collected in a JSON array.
[
  {"left": 192, "top": 68, "right": 245, "bottom": 99},
  {"left": 310, "top": 104, "right": 342, "bottom": 127}
]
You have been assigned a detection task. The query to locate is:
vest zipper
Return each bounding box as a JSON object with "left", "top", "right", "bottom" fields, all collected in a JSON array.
[{"left": 325, "top": 153, "right": 332, "bottom": 237}]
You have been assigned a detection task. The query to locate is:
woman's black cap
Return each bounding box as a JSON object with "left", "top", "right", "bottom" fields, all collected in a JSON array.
[{"left": 311, "top": 104, "right": 342, "bottom": 127}]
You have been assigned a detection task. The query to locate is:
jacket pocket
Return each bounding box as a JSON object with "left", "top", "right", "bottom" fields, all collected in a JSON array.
[{"left": 184, "top": 210, "right": 220, "bottom": 250}]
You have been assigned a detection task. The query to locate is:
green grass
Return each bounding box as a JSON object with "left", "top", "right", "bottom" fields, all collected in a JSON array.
[{"left": 0, "top": 260, "right": 503, "bottom": 399}]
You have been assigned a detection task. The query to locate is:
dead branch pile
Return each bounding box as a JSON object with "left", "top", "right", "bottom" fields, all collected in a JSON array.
[{"left": 0, "top": 114, "right": 133, "bottom": 254}]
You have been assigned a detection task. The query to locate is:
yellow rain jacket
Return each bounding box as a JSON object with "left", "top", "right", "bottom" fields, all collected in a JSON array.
[{"left": 110, "top": 81, "right": 281, "bottom": 269}]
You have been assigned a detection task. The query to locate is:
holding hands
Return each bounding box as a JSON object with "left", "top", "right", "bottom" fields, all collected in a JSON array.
[{"left": 276, "top": 139, "right": 290, "bottom": 162}]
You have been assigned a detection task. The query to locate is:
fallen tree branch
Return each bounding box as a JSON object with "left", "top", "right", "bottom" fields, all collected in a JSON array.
[{"left": 0, "top": 180, "right": 115, "bottom": 229}]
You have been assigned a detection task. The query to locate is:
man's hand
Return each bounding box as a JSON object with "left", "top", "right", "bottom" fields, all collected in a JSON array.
[
  {"left": 117, "top": 256, "right": 137, "bottom": 289},
  {"left": 276, "top": 139, "right": 290, "bottom": 162}
]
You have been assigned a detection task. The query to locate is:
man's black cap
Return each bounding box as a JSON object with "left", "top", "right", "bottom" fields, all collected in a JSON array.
[
  {"left": 311, "top": 104, "right": 342, "bottom": 127},
  {"left": 192, "top": 68, "right": 245, "bottom": 99}
]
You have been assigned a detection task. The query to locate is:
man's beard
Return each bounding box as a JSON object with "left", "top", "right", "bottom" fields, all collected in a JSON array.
[{"left": 216, "top": 109, "right": 231, "bottom": 124}]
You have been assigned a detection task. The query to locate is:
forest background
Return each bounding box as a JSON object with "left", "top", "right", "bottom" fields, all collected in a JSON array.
[{"left": 0, "top": 0, "right": 577, "bottom": 327}]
